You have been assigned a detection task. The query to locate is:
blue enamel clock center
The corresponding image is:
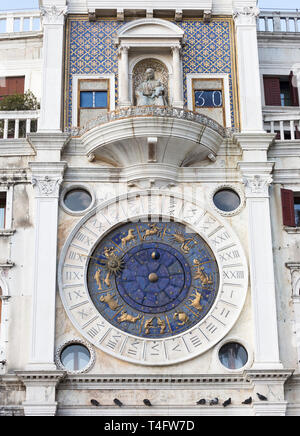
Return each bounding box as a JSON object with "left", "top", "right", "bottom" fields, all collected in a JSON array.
[
  {"left": 87, "top": 221, "right": 219, "bottom": 339},
  {"left": 116, "top": 243, "right": 192, "bottom": 314}
]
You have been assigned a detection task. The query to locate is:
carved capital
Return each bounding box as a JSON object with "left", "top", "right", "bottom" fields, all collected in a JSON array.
[
  {"left": 40, "top": 5, "right": 68, "bottom": 25},
  {"left": 233, "top": 6, "right": 260, "bottom": 26},
  {"left": 118, "top": 45, "right": 130, "bottom": 58},
  {"left": 32, "top": 176, "right": 63, "bottom": 198},
  {"left": 171, "top": 44, "right": 182, "bottom": 56},
  {"left": 242, "top": 174, "right": 272, "bottom": 197}
]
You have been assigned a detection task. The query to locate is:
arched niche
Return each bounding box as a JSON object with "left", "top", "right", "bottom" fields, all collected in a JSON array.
[
  {"left": 132, "top": 58, "right": 169, "bottom": 106},
  {"left": 117, "top": 18, "right": 184, "bottom": 108}
]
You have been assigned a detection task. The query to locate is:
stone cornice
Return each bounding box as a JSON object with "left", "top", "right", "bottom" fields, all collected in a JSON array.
[
  {"left": 244, "top": 369, "right": 294, "bottom": 384},
  {"left": 58, "top": 374, "right": 250, "bottom": 390},
  {"left": 0, "top": 31, "right": 43, "bottom": 42},
  {"left": 273, "top": 169, "right": 300, "bottom": 184},
  {"left": 234, "top": 133, "right": 276, "bottom": 152},
  {"left": 0, "top": 168, "right": 29, "bottom": 185},
  {"left": 16, "top": 370, "right": 66, "bottom": 385},
  {"left": 27, "top": 132, "right": 70, "bottom": 153},
  {"left": 0, "top": 140, "right": 35, "bottom": 157},
  {"left": 64, "top": 165, "right": 241, "bottom": 184}
]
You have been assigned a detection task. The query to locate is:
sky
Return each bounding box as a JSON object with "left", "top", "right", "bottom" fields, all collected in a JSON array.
[{"left": 0, "top": 0, "right": 299, "bottom": 11}]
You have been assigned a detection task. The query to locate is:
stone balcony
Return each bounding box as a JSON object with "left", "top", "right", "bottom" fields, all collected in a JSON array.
[{"left": 68, "top": 106, "right": 228, "bottom": 168}]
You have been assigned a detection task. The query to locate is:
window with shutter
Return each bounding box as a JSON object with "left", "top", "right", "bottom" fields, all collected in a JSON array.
[
  {"left": 264, "top": 77, "right": 281, "bottom": 106},
  {"left": 281, "top": 189, "right": 296, "bottom": 227},
  {"left": 295, "top": 195, "right": 300, "bottom": 227},
  {"left": 0, "top": 76, "right": 25, "bottom": 100}
]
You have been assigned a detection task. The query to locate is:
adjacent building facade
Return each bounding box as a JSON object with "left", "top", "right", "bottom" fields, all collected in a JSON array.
[{"left": 0, "top": 0, "right": 300, "bottom": 416}]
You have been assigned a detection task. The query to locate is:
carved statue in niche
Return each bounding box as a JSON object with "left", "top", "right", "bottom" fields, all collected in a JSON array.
[{"left": 133, "top": 59, "right": 169, "bottom": 106}]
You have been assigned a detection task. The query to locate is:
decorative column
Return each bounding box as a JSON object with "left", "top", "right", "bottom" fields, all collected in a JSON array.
[
  {"left": 234, "top": 7, "right": 264, "bottom": 132},
  {"left": 171, "top": 44, "right": 183, "bottom": 108},
  {"left": 118, "top": 45, "right": 130, "bottom": 107},
  {"left": 27, "top": 161, "right": 66, "bottom": 371},
  {"left": 39, "top": 5, "right": 67, "bottom": 131},
  {"left": 239, "top": 160, "right": 282, "bottom": 370}
]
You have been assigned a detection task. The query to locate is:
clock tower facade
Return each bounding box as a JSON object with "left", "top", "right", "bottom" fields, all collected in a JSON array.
[{"left": 0, "top": 0, "right": 299, "bottom": 416}]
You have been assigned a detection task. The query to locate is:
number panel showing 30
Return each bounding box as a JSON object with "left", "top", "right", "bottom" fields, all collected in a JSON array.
[{"left": 195, "top": 90, "right": 223, "bottom": 108}]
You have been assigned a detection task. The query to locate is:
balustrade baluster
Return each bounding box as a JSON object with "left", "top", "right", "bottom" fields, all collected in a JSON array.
[
  {"left": 14, "top": 119, "right": 19, "bottom": 139},
  {"left": 3, "top": 119, "right": 8, "bottom": 139},
  {"left": 290, "top": 120, "right": 295, "bottom": 140}
]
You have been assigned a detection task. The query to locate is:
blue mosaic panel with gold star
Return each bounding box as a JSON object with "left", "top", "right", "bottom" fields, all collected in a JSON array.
[
  {"left": 66, "top": 18, "right": 237, "bottom": 129},
  {"left": 87, "top": 221, "right": 219, "bottom": 339}
]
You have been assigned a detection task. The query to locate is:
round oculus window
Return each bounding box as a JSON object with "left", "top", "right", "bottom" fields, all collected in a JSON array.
[
  {"left": 218, "top": 342, "right": 248, "bottom": 370},
  {"left": 63, "top": 189, "right": 92, "bottom": 212},
  {"left": 213, "top": 189, "right": 241, "bottom": 213},
  {"left": 60, "top": 344, "right": 91, "bottom": 372}
]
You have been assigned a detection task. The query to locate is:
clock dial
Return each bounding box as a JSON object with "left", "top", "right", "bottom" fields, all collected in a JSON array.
[
  {"left": 58, "top": 191, "right": 248, "bottom": 365},
  {"left": 87, "top": 222, "right": 219, "bottom": 339}
]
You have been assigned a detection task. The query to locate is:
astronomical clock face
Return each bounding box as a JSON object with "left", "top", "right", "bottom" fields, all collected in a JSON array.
[
  {"left": 59, "top": 192, "right": 248, "bottom": 366},
  {"left": 87, "top": 221, "right": 219, "bottom": 340}
]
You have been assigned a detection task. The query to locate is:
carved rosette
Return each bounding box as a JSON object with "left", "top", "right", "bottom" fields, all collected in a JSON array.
[
  {"left": 233, "top": 6, "right": 260, "bottom": 26},
  {"left": 242, "top": 175, "right": 273, "bottom": 198},
  {"left": 32, "top": 176, "right": 63, "bottom": 198},
  {"left": 40, "top": 5, "right": 68, "bottom": 25}
]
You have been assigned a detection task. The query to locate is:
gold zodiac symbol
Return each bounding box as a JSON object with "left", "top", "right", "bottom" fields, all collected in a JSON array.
[
  {"left": 101, "top": 246, "right": 124, "bottom": 288},
  {"left": 117, "top": 311, "right": 141, "bottom": 324},
  {"left": 100, "top": 293, "right": 120, "bottom": 311},
  {"left": 173, "top": 312, "right": 189, "bottom": 326},
  {"left": 94, "top": 269, "right": 103, "bottom": 290},
  {"left": 188, "top": 290, "right": 203, "bottom": 312},
  {"left": 193, "top": 259, "right": 213, "bottom": 285},
  {"left": 143, "top": 224, "right": 162, "bottom": 240},
  {"left": 121, "top": 229, "right": 136, "bottom": 248},
  {"left": 144, "top": 317, "right": 166, "bottom": 335},
  {"left": 169, "top": 232, "right": 196, "bottom": 254}
]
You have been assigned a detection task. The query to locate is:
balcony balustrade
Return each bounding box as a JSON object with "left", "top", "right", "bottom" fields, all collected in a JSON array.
[
  {"left": 0, "top": 111, "right": 39, "bottom": 140},
  {"left": 0, "top": 10, "right": 41, "bottom": 35},
  {"left": 263, "top": 109, "right": 300, "bottom": 141},
  {"left": 258, "top": 10, "right": 300, "bottom": 33}
]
